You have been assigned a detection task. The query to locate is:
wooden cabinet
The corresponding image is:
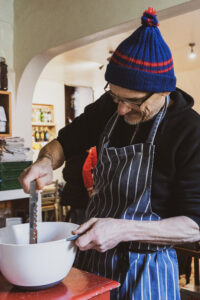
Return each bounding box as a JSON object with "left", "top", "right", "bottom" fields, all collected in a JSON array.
[
  {"left": 0, "top": 91, "right": 11, "bottom": 137},
  {"left": 32, "top": 104, "right": 56, "bottom": 152}
]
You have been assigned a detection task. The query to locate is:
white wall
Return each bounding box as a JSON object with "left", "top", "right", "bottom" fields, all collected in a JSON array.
[
  {"left": 0, "top": 0, "right": 14, "bottom": 83},
  {"left": 63, "top": 63, "right": 106, "bottom": 100},
  {"left": 74, "top": 87, "right": 93, "bottom": 117},
  {"left": 177, "top": 69, "right": 200, "bottom": 114},
  {"left": 33, "top": 79, "right": 65, "bottom": 182},
  {"left": 41, "top": 60, "right": 106, "bottom": 100}
]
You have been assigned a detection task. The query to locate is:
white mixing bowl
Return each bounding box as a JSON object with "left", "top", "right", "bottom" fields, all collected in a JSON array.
[{"left": 0, "top": 222, "right": 78, "bottom": 289}]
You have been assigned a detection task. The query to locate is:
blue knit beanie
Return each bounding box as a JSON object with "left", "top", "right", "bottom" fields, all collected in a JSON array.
[{"left": 105, "top": 7, "right": 176, "bottom": 92}]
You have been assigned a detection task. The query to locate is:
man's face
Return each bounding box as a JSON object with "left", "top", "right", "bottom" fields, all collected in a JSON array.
[{"left": 109, "top": 84, "right": 170, "bottom": 125}]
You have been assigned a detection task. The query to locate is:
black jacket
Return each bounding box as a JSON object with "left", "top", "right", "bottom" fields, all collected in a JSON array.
[
  {"left": 58, "top": 88, "right": 200, "bottom": 226},
  {"left": 61, "top": 152, "right": 89, "bottom": 209}
]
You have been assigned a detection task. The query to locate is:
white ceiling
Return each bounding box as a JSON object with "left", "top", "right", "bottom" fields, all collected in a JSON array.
[{"left": 42, "top": 7, "right": 200, "bottom": 79}]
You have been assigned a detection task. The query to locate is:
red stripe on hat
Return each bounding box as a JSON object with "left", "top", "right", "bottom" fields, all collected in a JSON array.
[
  {"left": 115, "top": 50, "right": 173, "bottom": 67},
  {"left": 111, "top": 56, "right": 174, "bottom": 74},
  {"left": 147, "top": 18, "right": 153, "bottom": 26}
]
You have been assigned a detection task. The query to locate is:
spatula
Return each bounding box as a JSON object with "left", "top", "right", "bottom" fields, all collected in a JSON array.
[{"left": 66, "top": 234, "right": 80, "bottom": 241}]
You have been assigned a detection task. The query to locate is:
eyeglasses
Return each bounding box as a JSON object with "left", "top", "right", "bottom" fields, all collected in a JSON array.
[{"left": 104, "top": 83, "right": 153, "bottom": 109}]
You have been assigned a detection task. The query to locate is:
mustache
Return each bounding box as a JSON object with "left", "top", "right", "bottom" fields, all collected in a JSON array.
[{"left": 126, "top": 107, "right": 147, "bottom": 120}]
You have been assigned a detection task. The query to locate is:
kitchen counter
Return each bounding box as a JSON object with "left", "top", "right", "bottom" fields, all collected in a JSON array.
[
  {"left": 0, "top": 189, "right": 29, "bottom": 201},
  {"left": 0, "top": 267, "right": 120, "bottom": 299}
]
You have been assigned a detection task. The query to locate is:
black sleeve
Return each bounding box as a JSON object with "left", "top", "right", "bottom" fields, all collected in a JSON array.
[
  {"left": 57, "top": 92, "right": 116, "bottom": 160},
  {"left": 174, "top": 113, "right": 200, "bottom": 227}
]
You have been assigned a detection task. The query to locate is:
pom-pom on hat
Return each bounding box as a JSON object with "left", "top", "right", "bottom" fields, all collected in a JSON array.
[{"left": 105, "top": 7, "right": 176, "bottom": 92}]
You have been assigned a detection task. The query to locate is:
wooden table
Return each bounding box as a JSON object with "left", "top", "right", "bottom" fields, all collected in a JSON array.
[{"left": 0, "top": 267, "right": 120, "bottom": 299}]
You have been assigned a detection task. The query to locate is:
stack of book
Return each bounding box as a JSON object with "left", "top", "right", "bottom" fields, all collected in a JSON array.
[{"left": 0, "top": 137, "right": 31, "bottom": 162}]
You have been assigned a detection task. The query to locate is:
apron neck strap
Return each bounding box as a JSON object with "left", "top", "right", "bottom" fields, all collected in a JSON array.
[
  {"left": 146, "top": 95, "right": 170, "bottom": 144},
  {"left": 98, "top": 111, "right": 119, "bottom": 154}
]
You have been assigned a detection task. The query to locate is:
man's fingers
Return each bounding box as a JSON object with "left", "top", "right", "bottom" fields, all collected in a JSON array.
[
  {"left": 18, "top": 167, "right": 37, "bottom": 193},
  {"left": 75, "top": 231, "right": 96, "bottom": 250},
  {"left": 74, "top": 218, "right": 99, "bottom": 250},
  {"left": 18, "top": 160, "right": 53, "bottom": 193},
  {"left": 36, "top": 174, "right": 53, "bottom": 190},
  {"left": 72, "top": 217, "right": 97, "bottom": 235},
  {"left": 76, "top": 240, "right": 95, "bottom": 251}
]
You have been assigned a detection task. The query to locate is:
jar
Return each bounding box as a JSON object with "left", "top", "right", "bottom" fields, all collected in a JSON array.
[{"left": 0, "top": 57, "right": 8, "bottom": 90}]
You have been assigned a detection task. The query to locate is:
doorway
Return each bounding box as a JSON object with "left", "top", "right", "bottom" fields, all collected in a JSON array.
[{"left": 64, "top": 85, "right": 94, "bottom": 125}]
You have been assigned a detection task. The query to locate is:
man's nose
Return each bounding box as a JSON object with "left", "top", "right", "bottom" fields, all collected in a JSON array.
[{"left": 117, "top": 101, "right": 131, "bottom": 115}]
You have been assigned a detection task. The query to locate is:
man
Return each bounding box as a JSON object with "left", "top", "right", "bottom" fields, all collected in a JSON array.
[{"left": 19, "top": 7, "right": 200, "bottom": 299}]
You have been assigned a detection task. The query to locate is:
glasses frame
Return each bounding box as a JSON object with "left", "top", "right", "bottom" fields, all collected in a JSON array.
[{"left": 104, "top": 82, "right": 153, "bottom": 108}]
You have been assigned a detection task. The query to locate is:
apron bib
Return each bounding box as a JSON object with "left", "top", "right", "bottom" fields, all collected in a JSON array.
[{"left": 74, "top": 97, "right": 180, "bottom": 300}]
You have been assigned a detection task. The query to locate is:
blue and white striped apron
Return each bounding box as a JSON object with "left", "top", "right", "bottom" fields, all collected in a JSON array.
[{"left": 74, "top": 96, "right": 180, "bottom": 300}]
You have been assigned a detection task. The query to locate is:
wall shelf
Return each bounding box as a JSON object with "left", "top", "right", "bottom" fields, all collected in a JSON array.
[
  {"left": 0, "top": 189, "right": 29, "bottom": 201},
  {"left": 32, "top": 123, "right": 56, "bottom": 126},
  {"left": 32, "top": 104, "right": 56, "bottom": 153}
]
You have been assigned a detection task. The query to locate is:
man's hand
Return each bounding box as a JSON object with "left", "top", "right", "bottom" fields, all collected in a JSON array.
[
  {"left": 19, "top": 139, "right": 65, "bottom": 193},
  {"left": 18, "top": 157, "right": 53, "bottom": 193},
  {"left": 72, "top": 216, "right": 200, "bottom": 249},
  {"left": 73, "top": 217, "right": 123, "bottom": 252}
]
